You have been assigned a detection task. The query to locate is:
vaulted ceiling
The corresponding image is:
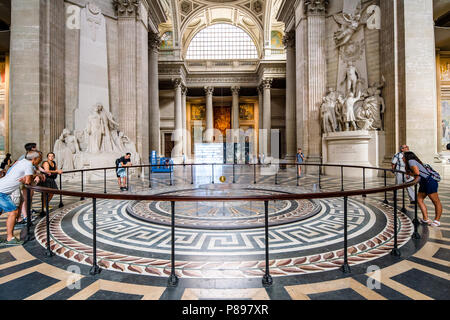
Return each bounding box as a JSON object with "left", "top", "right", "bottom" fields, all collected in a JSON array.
[{"left": 159, "top": 0, "right": 284, "bottom": 58}]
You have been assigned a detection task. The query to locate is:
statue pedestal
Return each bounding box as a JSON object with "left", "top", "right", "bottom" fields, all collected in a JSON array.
[{"left": 322, "top": 130, "right": 382, "bottom": 178}]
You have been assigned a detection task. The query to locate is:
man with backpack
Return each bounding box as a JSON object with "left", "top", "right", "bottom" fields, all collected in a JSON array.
[
  {"left": 391, "top": 144, "right": 416, "bottom": 204},
  {"left": 116, "top": 153, "right": 132, "bottom": 191}
]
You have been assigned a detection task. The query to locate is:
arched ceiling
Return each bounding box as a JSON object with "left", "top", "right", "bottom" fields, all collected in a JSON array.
[{"left": 159, "top": 0, "right": 285, "bottom": 59}]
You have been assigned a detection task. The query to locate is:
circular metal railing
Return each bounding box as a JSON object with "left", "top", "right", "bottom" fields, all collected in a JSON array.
[{"left": 22, "top": 162, "right": 421, "bottom": 287}]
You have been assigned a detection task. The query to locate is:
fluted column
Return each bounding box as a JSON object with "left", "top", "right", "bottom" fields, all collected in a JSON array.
[
  {"left": 257, "top": 85, "right": 263, "bottom": 154},
  {"left": 115, "top": 0, "right": 138, "bottom": 143},
  {"left": 173, "top": 79, "right": 183, "bottom": 158},
  {"left": 181, "top": 85, "right": 187, "bottom": 157},
  {"left": 149, "top": 32, "right": 161, "bottom": 155},
  {"left": 305, "top": 0, "right": 328, "bottom": 164},
  {"left": 283, "top": 31, "right": 296, "bottom": 159},
  {"left": 204, "top": 86, "right": 214, "bottom": 143},
  {"left": 231, "top": 86, "right": 240, "bottom": 142},
  {"left": 262, "top": 79, "right": 273, "bottom": 157}
]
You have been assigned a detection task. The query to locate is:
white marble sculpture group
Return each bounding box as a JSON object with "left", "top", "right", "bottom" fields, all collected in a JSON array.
[
  {"left": 54, "top": 103, "right": 141, "bottom": 175},
  {"left": 321, "top": 3, "right": 384, "bottom": 134}
]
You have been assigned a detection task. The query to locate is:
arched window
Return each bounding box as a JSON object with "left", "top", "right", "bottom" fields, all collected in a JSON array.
[{"left": 186, "top": 24, "right": 258, "bottom": 60}]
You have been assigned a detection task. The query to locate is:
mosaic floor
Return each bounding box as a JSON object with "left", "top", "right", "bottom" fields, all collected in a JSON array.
[{"left": 0, "top": 166, "right": 449, "bottom": 300}]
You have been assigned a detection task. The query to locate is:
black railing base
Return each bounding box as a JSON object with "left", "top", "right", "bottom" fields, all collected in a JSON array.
[
  {"left": 89, "top": 265, "right": 102, "bottom": 275},
  {"left": 168, "top": 274, "right": 179, "bottom": 287},
  {"left": 362, "top": 194, "right": 367, "bottom": 198},
  {"left": 341, "top": 264, "right": 351, "bottom": 273},
  {"left": 383, "top": 200, "right": 389, "bottom": 205},
  {"left": 45, "top": 250, "right": 54, "bottom": 257},
  {"left": 400, "top": 207, "right": 407, "bottom": 213},
  {"left": 262, "top": 274, "right": 273, "bottom": 287},
  {"left": 411, "top": 232, "right": 421, "bottom": 240},
  {"left": 58, "top": 202, "right": 64, "bottom": 208},
  {"left": 390, "top": 248, "right": 401, "bottom": 257}
]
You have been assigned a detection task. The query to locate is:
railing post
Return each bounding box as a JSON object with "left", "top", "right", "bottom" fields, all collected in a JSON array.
[
  {"left": 412, "top": 182, "right": 420, "bottom": 239},
  {"left": 318, "top": 164, "right": 321, "bottom": 189},
  {"left": 362, "top": 168, "right": 366, "bottom": 198},
  {"left": 104, "top": 169, "right": 107, "bottom": 194},
  {"left": 391, "top": 189, "right": 401, "bottom": 256},
  {"left": 149, "top": 165, "right": 152, "bottom": 188},
  {"left": 262, "top": 200, "right": 273, "bottom": 287},
  {"left": 168, "top": 201, "right": 179, "bottom": 287},
  {"left": 90, "top": 198, "right": 101, "bottom": 275},
  {"left": 25, "top": 187, "right": 33, "bottom": 242},
  {"left": 45, "top": 192, "right": 54, "bottom": 257},
  {"left": 275, "top": 170, "right": 278, "bottom": 185},
  {"left": 169, "top": 165, "right": 173, "bottom": 186},
  {"left": 80, "top": 171, "right": 85, "bottom": 201},
  {"left": 190, "top": 164, "right": 194, "bottom": 185},
  {"left": 296, "top": 164, "right": 299, "bottom": 186},
  {"left": 126, "top": 167, "right": 130, "bottom": 190},
  {"left": 232, "top": 163, "right": 236, "bottom": 184},
  {"left": 58, "top": 175, "right": 64, "bottom": 208},
  {"left": 400, "top": 173, "right": 406, "bottom": 213},
  {"left": 341, "top": 166, "right": 344, "bottom": 191},
  {"left": 254, "top": 163, "right": 256, "bottom": 184},
  {"left": 383, "top": 170, "right": 389, "bottom": 204},
  {"left": 211, "top": 164, "right": 214, "bottom": 184},
  {"left": 341, "top": 196, "right": 350, "bottom": 273}
]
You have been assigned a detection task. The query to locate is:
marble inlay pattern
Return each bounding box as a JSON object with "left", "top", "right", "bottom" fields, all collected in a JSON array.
[{"left": 34, "top": 188, "right": 413, "bottom": 279}]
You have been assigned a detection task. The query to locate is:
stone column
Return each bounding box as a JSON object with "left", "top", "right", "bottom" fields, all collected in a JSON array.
[
  {"left": 257, "top": 85, "right": 263, "bottom": 154},
  {"left": 115, "top": 0, "right": 149, "bottom": 162},
  {"left": 231, "top": 86, "right": 240, "bottom": 142},
  {"left": 283, "top": 31, "right": 296, "bottom": 159},
  {"left": 173, "top": 79, "right": 183, "bottom": 159},
  {"left": 149, "top": 32, "right": 161, "bottom": 155},
  {"left": 181, "top": 85, "right": 188, "bottom": 158},
  {"left": 204, "top": 86, "right": 214, "bottom": 143},
  {"left": 305, "top": 0, "right": 327, "bottom": 165},
  {"left": 116, "top": 1, "right": 138, "bottom": 142},
  {"left": 10, "top": 0, "right": 65, "bottom": 157},
  {"left": 262, "top": 79, "right": 273, "bottom": 157}
]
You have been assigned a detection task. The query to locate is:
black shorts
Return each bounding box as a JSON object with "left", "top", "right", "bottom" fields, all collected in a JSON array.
[{"left": 418, "top": 176, "right": 438, "bottom": 195}]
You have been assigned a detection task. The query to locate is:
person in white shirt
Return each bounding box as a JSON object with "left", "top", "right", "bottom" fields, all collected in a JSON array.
[
  {"left": 0, "top": 151, "right": 42, "bottom": 245},
  {"left": 391, "top": 144, "right": 416, "bottom": 204}
]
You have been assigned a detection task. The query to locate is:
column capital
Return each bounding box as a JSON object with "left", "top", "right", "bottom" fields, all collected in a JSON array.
[
  {"left": 261, "top": 79, "right": 273, "bottom": 89},
  {"left": 304, "top": 0, "right": 328, "bottom": 15},
  {"left": 172, "top": 78, "right": 183, "bottom": 89},
  {"left": 231, "top": 86, "right": 240, "bottom": 95},
  {"left": 181, "top": 85, "right": 188, "bottom": 96},
  {"left": 149, "top": 32, "right": 161, "bottom": 52},
  {"left": 204, "top": 86, "right": 214, "bottom": 96},
  {"left": 113, "top": 0, "right": 141, "bottom": 17},
  {"left": 283, "top": 31, "right": 296, "bottom": 49}
]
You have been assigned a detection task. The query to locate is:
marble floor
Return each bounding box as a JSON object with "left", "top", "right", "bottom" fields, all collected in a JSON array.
[{"left": 0, "top": 165, "right": 449, "bottom": 300}]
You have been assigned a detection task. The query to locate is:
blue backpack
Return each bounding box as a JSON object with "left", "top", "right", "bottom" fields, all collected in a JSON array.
[{"left": 423, "top": 164, "right": 441, "bottom": 182}]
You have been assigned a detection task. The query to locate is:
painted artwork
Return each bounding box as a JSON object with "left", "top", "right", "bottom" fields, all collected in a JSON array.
[
  {"left": 161, "top": 31, "right": 173, "bottom": 49},
  {"left": 271, "top": 31, "right": 283, "bottom": 49},
  {"left": 191, "top": 105, "right": 206, "bottom": 120},
  {"left": 239, "top": 103, "right": 254, "bottom": 120},
  {"left": 214, "top": 106, "right": 231, "bottom": 137},
  {"left": 441, "top": 60, "right": 450, "bottom": 81},
  {"left": 442, "top": 100, "right": 450, "bottom": 151}
]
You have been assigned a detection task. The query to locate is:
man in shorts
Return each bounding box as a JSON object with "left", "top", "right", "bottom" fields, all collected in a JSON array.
[
  {"left": 0, "top": 151, "right": 42, "bottom": 245},
  {"left": 116, "top": 153, "right": 132, "bottom": 191}
]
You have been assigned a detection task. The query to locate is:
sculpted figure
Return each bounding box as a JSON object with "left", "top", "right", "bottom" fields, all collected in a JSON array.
[
  {"left": 343, "top": 91, "right": 361, "bottom": 131},
  {"left": 341, "top": 61, "right": 361, "bottom": 95},
  {"left": 53, "top": 129, "right": 80, "bottom": 170},
  {"left": 333, "top": 4, "right": 376, "bottom": 48},
  {"left": 335, "top": 93, "right": 346, "bottom": 131},
  {"left": 86, "top": 105, "right": 103, "bottom": 153},
  {"left": 355, "top": 102, "right": 375, "bottom": 130},
  {"left": 96, "top": 103, "right": 119, "bottom": 152},
  {"left": 321, "top": 97, "right": 336, "bottom": 134}
]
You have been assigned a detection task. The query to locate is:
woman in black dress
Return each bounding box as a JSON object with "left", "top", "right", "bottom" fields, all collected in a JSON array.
[{"left": 40, "top": 152, "right": 62, "bottom": 216}]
